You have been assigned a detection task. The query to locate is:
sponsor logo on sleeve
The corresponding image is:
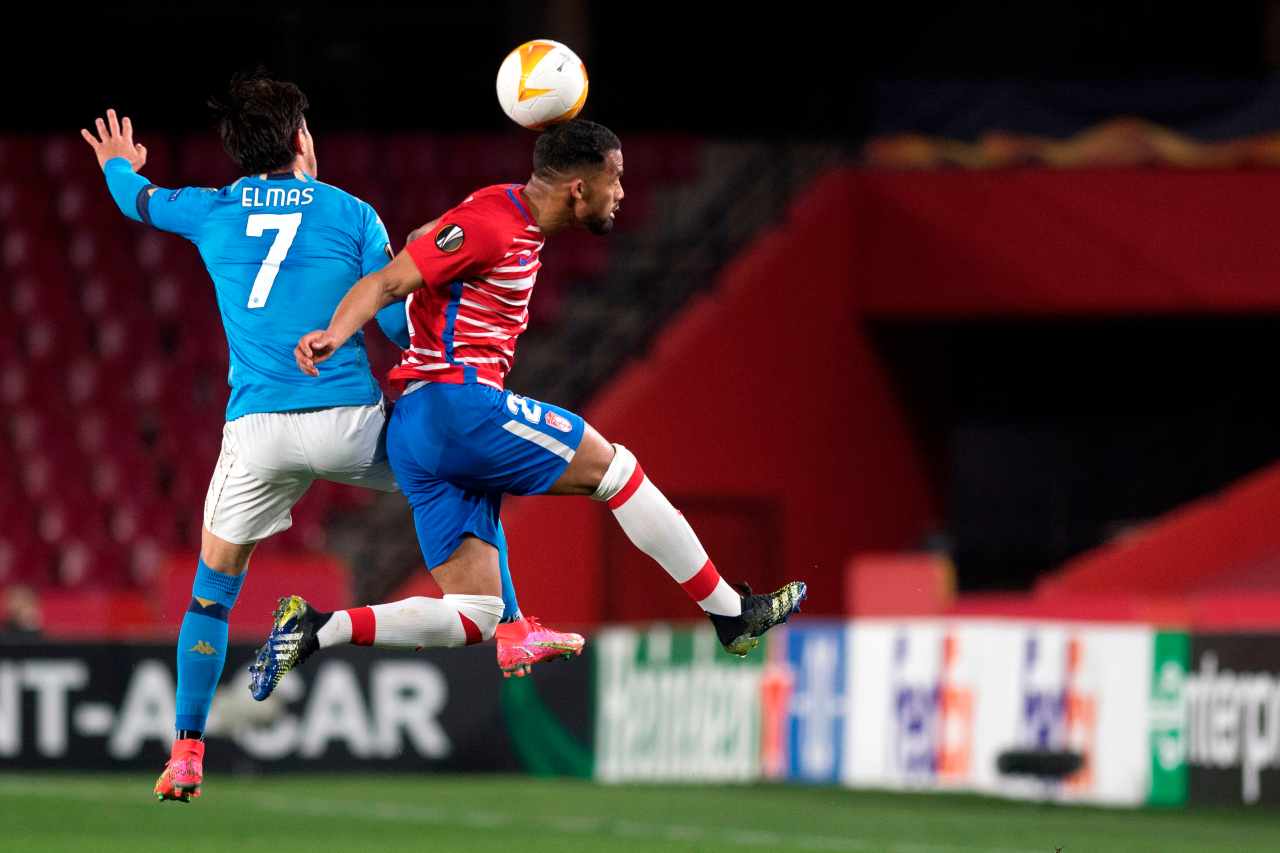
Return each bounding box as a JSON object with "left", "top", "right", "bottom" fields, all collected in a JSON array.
[{"left": 545, "top": 411, "right": 572, "bottom": 433}]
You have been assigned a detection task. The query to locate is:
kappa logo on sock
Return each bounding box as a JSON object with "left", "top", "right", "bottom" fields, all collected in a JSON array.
[{"left": 189, "top": 640, "right": 218, "bottom": 656}]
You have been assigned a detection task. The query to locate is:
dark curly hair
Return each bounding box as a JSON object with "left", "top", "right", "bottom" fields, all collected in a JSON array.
[
  {"left": 532, "top": 119, "right": 621, "bottom": 178},
  {"left": 209, "top": 72, "right": 308, "bottom": 174}
]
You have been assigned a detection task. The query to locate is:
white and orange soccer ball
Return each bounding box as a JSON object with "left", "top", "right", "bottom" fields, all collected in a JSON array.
[{"left": 496, "top": 39, "right": 589, "bottom": 130}]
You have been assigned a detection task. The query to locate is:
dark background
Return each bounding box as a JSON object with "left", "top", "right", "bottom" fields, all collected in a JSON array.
[{"left": 6, "top": 3, "right": 1277, "bottom": 135}]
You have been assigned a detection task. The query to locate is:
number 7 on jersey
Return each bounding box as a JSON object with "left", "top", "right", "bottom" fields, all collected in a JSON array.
[{"left": 245, "top": 213, "right": 302, "bottom": 308}]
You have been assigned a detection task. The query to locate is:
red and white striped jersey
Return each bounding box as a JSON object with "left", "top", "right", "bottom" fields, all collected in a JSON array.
[{"left": 390, "top": 184, "right": 543, "bottom": 390}]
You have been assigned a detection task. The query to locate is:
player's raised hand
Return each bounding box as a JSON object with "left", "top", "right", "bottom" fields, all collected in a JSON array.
[
  {"left": 80, "top": 108, "right": 148, "bottom": 171},
  {"left": 296, "top": 330, "right": 339, "bottom": 377}
]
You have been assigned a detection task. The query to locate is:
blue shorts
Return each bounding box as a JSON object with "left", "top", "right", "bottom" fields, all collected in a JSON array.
[{"left": 386, "top": 382, "right": 586, "bottom": 569}]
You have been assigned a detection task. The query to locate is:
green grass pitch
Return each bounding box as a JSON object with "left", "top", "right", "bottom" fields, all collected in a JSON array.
[{"left": 2, "top": 774, "right": 1276, "bottom": 853}]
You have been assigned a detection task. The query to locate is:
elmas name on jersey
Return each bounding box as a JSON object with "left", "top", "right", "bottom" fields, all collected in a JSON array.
[{"left": 240, "top": 185, "right": 315, "bottom": 208}]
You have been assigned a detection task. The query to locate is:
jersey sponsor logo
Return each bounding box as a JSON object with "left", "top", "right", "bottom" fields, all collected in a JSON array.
[
  {"left": 545, "top": 411, "right": 572, "bottom": 433},
  {"left": 435, "top": 223, "right": 465, "bottom": 253}
]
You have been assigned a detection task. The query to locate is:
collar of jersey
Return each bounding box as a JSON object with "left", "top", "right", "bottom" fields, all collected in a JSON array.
[{"left": 256, "top": 169, "right": 313, "bottom": 182}]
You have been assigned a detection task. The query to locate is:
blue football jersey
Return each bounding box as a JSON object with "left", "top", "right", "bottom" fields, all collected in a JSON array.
[{"left": 140, "top": 172, "right": 407, "bottom": 420}]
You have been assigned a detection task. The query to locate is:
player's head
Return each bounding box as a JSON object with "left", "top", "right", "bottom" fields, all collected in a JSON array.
[
  {"left": 532, "top": 120, "right": 623, "bottom": 235},
  {"left": 210, "top": 73, "right": 316, "bottom": 177}
]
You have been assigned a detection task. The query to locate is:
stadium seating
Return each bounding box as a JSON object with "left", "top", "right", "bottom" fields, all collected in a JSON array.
[{"left": 0, "top": 131, "right": 699, "bottom": 616}]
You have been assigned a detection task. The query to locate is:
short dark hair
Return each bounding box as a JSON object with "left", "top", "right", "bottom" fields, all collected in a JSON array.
[
  {"left": 532, "top": 119, "right": 621, "bottom": 178},
  {"left": 209, "top": 72, "right": 308, "bottom": 174}
]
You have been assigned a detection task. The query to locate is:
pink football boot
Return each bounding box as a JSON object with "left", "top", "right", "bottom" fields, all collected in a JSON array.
[
  {"left": 153, "top": 738, "right": 204, "bottom": 802},
  {"left": 495, "top": 615, "right": 585, "bottom": 678}
]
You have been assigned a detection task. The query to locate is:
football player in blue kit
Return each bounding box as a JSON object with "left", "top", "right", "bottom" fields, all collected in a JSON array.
[{"left": 81, "top": 74, "right": 577, "bottom": 803}]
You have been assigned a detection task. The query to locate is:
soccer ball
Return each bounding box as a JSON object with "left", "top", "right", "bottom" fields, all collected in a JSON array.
[{"left": 496, "top": 39, "right": 589, "bottom": 130}]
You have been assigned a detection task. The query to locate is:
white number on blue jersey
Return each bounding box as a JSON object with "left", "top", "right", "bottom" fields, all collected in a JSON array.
[{"left": 245, "top": 213, "right": 303, "bottom": 308}]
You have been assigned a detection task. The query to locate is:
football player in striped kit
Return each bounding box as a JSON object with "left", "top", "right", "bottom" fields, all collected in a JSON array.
[{"left": 252, "top": 120, "right": 806, "bottom": 700}]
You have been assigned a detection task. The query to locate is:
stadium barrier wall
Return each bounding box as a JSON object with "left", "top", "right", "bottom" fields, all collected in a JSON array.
[
  {"left": 6, "top": 620, "right": 1280, "bottom": 808},
  {"left": 0, "top": 643, "right": 590, "bottom": 776},
  {"left": 590, "top": 619, "right": 1280, "bottom": 808},
  {"left": 591, "top": 620, "right": 1152, "bottom": 806}
]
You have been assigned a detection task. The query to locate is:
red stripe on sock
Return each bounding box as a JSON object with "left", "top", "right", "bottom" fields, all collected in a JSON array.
[
  {"left": 606, "top": 463, "right": 646, "bottom": 510},
  {"left": 458, "top": 612, "right": 483, "bottom": 645},
  {"left": 681, "top": 559, "right": 722, "bottom": 603},
  {"left": 349, "top": 606, "right": 376, "bottom": 646}
]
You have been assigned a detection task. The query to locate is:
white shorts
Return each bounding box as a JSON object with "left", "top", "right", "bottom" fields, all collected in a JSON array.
[{"left": 203, "top": 402, "right": 398, "bottom": 545}]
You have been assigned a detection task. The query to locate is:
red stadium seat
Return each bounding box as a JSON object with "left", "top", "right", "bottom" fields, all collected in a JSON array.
[
  {"left": 0, "top": 324, "right": 18, "bottom": 364},
  {"left": 446, "top": 134, "right": 529, "bottom": 184},
  {"left": 320, "top": 133, "right": 377, "bottom": 181},
  {"left": 129, "top": 537, "right": 169, "bottom": 587},
  {"left": 41, "top": 135, "right": 101, "bottom": 180},
  {"left": 154, "top": 416, "right": 221, "bottom": 470},
  {"left": 8, "top": 407, "right": 54, "bottom": 454},
  {"left": 0, "top": 136, "right": 38, "bottom": 178},
  {"left": 3, "top": 227, "right": 62, "bottom": 271},
  {"left": 135, "top": 231, "right": 179, "bottom": 271},
  {"left": 20, "top": 455, "right": 61, "bottom": 503},
  {"left": 176, "top": 134, "right": 238, "bottom": 187},
  {"left": 78, "top": 272, "right": 118, "bottom": 319},
  {"left": 75, "top": 408, "right": 115, "bottom": 457},
  {"left": 147, "top": 274, "right": 186, "bottom": 319},
  {"left": 66, "top": 229, "right": 136, "bottom": 275},
  {"left": 0, "top": 178, "right": 54, "bottom": 222},
  {"left": 0, "top": 359, "right": 32, "bottom": 407},
  {"left": 36, "top": 497, "right": 106, "bottom": 549},
  {"left": 90, "top": 451, "right": 158, "bottom": 503},
  {"left": 547, "top": 229, "right": 609, "bottom": 279},
  {"left": 386, "top": 134, "right": 443, "bottom": 180},
  {"left": 22, "top": 315, "right": 90, "bottom": 367},
  {"left": 109, "top": 498, "right": 181, "bottom": 549},
  {"left": 55, "top": 183, "right": 93, "bottom": 224},
  {"left": 0, "top": 493, "right": 34, "bottom": 537},
  {"left": 126, "top": 358, "right": 173, "bottom": 408},
  {"left": 55, "top": 537, "right": 130, "bottom": 589},
  {"left": 622, "top": 134, "right": 701, "bottom": 182},
  {"left": 10, "top": 274, "right": 79, "bottom": 324},
  {"left": 168, "top": 457, "right": 213, "bottom": 513},
  {"left": 390, "top": 185, "right": 457, "bottom": 238},
  {"left": 0, "top": 534, "right": 53, "bottom": 587},
  {"left": 93, "top": 317, "right": 137, "bottom": 367}
]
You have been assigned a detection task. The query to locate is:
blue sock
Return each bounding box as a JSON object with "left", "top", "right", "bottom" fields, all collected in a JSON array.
[
  {"left": 175, "top": 559, "right": 246, "bottom": 733},
  {"left": 495, "top": 522, "right": 521, "bottom": 622}
]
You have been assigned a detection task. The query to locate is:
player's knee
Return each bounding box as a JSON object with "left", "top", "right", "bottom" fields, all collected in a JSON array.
[
  {"left": 591, "top": 443, "right": 642, "bottom": 503},
  {"left": 444, "top": 593, "right": 504, "bottom": 642},
  {"left": 200, "top": 527, "right": 255, "bottom": 574}
]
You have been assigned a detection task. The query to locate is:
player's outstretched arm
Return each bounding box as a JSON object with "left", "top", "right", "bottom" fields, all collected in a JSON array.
[
  {"left": 296, "top": 250, "right": 425, "bottom": 376},
  {"left": 81, "top": 109, "right": 154, "bottom": 221}
]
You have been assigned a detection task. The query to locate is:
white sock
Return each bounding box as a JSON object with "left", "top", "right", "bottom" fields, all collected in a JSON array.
[
  {"left": 316, "top": 609, "right": 352, "bottom": 648},
  {"left": 316, "top": 595, "right": 503, "bottom": 651},
  {"left": 594, "top": 445, "right": 742, "bottom": 617}
]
